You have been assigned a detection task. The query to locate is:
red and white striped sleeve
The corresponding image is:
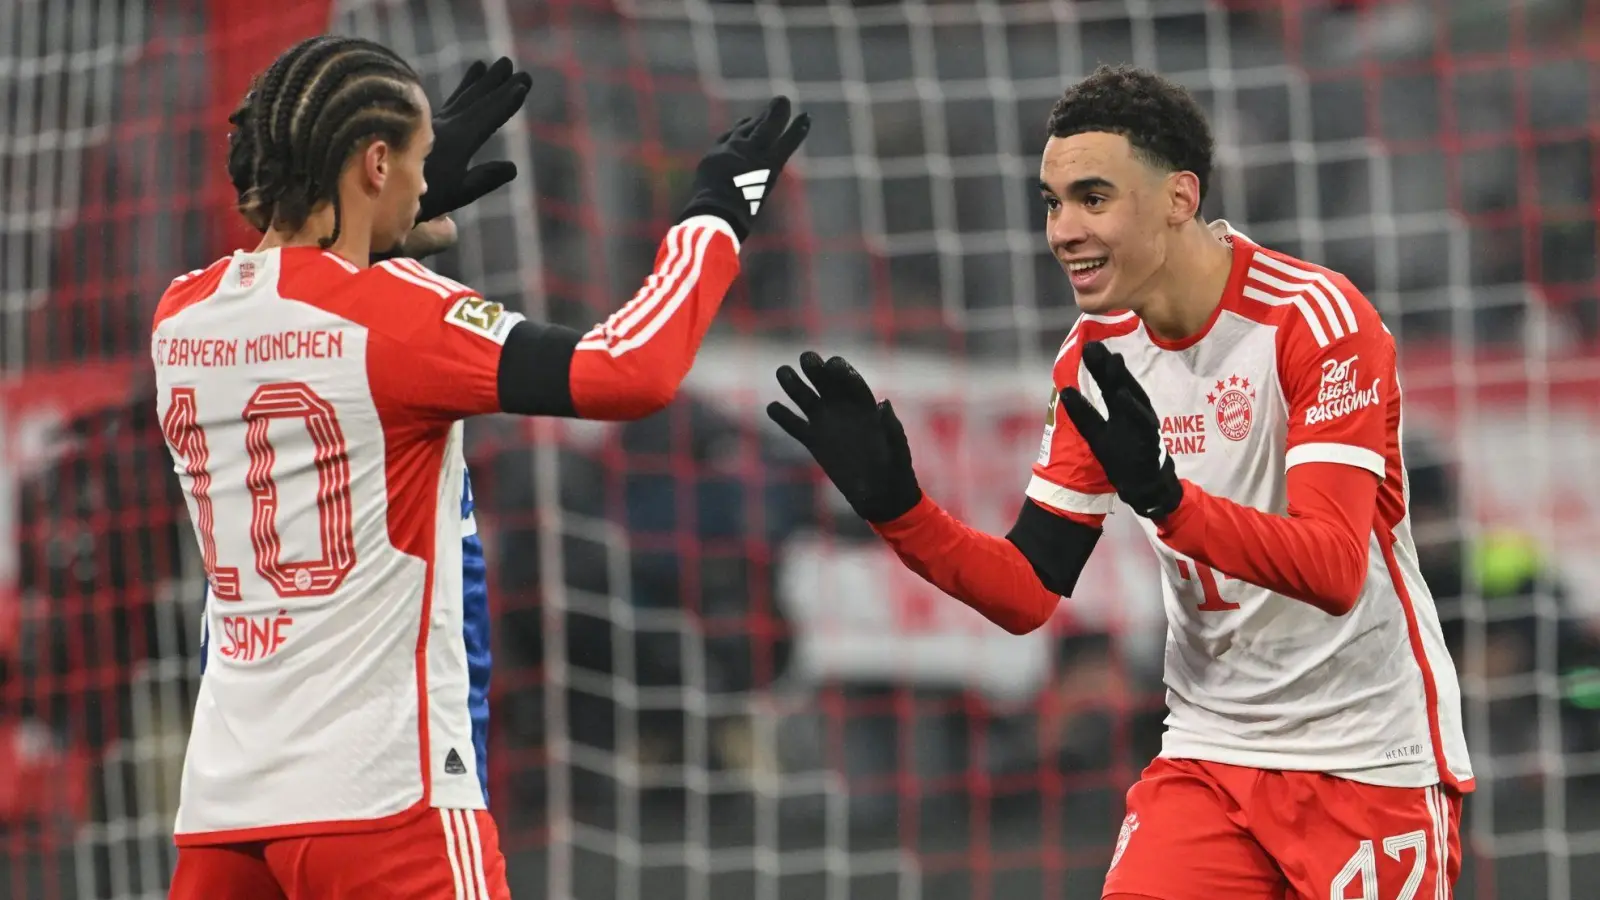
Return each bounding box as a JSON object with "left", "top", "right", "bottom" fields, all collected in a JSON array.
[
  {"left": 360, "top": 257, "right": 527, "bottom": 422},
  {"left": 1260, "top": 254, "right": 1395, "bottom": 480},
  {"left": 567, "top": 215, "right": 742, "bottom": 420}
]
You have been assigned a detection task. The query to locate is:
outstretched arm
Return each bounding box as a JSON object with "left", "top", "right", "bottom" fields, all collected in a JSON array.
[
  {"left": 496, "top": 215, "right": 742, "bottom": 420},
  {"left": 361, "top": 95, "right": 807, "bottom": 429},
  {"left": 766, "top": 349, "right": 1109, "bottom": 635},
  {"left": 494, "top": 96, "right": 809, "bottom": 422},
  {"left": 873, "top": 494, "right": 1100, "bottom": 635}
]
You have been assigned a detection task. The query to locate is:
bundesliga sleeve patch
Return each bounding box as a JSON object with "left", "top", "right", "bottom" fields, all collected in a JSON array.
[
  {"left": 444, "top": 295, "right": 525, "bottom": 345},
  {"left": 1036, "top": 386, "right": 1059, "bottom": 465}
]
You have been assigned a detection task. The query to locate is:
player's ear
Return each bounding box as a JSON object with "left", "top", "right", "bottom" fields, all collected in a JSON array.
[
  {"left": 359, "top": 139, "right": 390, "bottom": 195},
  {"left": 1166, "top": 170, "right": 1202, "bottom": 226}
]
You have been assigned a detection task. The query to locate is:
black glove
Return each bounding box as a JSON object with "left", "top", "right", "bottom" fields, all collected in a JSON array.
[
  {"left": 766, "top": 352, "right": 922, "bottom": 523},
  {"left": 417, "top": 57, "right": 532, "bottom": 224},
  {"left": 1058, "top": 341, "right": 1184, "bottom": 520},
  {"left": 680, "top": 96, "right": 811, "bottom": 242}
]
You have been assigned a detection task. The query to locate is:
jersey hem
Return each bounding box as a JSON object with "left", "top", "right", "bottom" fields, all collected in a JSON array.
[
  {"left": 1155, "top": 741, "right": 1447, "bottom": 790},
  {"left": 173, "top": 797, "right": 431, "bottom": 846}
]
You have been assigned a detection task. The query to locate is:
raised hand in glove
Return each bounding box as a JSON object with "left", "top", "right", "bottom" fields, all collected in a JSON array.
[
  {"left": 1058, "top": 341, "right": 1184, "bottom": 520},
  {"left": 417, "top": 57, "right": 532, "bottom": 224},
  {"left": 680, "top": 96, "right": 811, "bottom": 241},
  {"left": 766, "top": 352, "right": 922, "bottom": 524}
]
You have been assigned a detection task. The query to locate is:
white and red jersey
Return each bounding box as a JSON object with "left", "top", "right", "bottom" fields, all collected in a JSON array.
[
  {"left": 1028, "top": 222, "right": 1473, "bottom": 791},
  {"left": 152, "top": 216, "right": 743, "bottom": 843},
  {"left": 153, "top": 247, "right": 521, "bottom": 843}
]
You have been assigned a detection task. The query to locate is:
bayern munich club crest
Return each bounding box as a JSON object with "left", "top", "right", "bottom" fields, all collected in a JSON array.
[{"left": 1207, "top": 375, "right": 1256, "bottom": 442}]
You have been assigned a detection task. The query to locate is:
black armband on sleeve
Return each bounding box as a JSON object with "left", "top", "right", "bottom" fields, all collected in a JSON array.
[
  {"left": 1005, "top": 497, "right": 1101, "bottom": 598},
  {"left": 496, "top": 320, "right": 583, "bottom": 417}
]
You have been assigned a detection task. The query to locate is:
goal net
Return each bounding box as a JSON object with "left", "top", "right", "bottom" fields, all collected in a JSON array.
[{"left": 2, "top": 0, "right": 1597, "bottom": 898}]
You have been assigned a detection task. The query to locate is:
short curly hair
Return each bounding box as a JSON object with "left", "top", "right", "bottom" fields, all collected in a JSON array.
[{"left": 1046, "top": 64, "right": 1215, "bottom": 214}]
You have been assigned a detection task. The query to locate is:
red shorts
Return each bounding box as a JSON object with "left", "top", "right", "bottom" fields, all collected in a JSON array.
[
  {"left": 169, "top": 808, "right": 510, "bottom": 899},
  {"left": 1102, "top": 758, "right": 1463, "bottom": 900}
]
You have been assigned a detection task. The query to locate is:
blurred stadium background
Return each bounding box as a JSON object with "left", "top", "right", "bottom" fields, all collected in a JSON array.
[{"left": 2, "top": 0, "right": 1598, "bottom": 897}]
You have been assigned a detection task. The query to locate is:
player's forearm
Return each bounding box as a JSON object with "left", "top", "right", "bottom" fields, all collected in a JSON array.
[
  {"left": 568, "top": 216, "right": 742, "bottom": 420},
  {"left": 1155, "top": 464, "right": 1378, "bottom": 615},
  {"left": 870, "top": 495, "right": 1086, "bottom": 635},
  {"left": 498, "top": 217, "right": 741, "bottom": 420}
]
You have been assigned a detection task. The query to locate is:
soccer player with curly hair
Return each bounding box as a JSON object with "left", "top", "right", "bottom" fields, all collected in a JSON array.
[
  {"left": 770, "top": 64, "right": 1470, "bottom": 899},
  {"left": 155, "top": 35, "right": 807, "bottom": 899}
]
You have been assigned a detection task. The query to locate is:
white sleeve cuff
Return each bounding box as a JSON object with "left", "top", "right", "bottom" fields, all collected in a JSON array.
[
  {"left": 1285, "top": 442, "right": 1387, "bottom": 479},
  {"left": 1026, "top": 474, "right": 1116, "bottom": 515},
  {"left": 675, "top": 214, "right": 741, "bottom": 253}
]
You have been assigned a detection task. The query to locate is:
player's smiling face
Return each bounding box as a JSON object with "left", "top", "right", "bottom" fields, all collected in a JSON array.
[{"left": 1039, "top": 131, "right": 1171, "bottom": 315}]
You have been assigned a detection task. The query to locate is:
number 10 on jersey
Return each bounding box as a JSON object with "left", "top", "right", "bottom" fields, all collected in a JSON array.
[{"left": 162, "top": 383, "right": 357, "bottom": 601}]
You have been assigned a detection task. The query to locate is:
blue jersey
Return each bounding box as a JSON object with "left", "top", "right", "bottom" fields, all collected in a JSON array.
[{"left": 460, "top": 468, "right": 492, "bottom": 803}]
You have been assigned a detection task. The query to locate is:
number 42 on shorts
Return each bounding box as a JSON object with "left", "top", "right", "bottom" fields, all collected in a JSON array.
[{"left": 1333, "top": 829, "right": 1430, "bottom": 900}]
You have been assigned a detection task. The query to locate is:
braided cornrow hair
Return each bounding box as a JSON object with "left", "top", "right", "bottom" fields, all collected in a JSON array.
[{"left": 225, "top": 35, "right": 422, "bottom": 247}]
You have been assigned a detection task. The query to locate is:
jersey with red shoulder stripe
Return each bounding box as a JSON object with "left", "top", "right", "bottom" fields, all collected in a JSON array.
[
  {"left": 1028, "top": 221, "right": 1472, "bottom": 791},
  {"left": 152, "top": 246, "right": 523, "bottom": 844}
]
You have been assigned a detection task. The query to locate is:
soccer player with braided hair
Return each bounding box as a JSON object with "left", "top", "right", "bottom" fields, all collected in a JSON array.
[
  {"left": 769, "top": 65, "right": 1471, "bottom": 899},
  {"left": 156, "top": 35, "right": 808, "bottom": 898}
]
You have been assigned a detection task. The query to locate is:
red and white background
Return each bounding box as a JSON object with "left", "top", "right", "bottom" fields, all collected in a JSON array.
[{"left": 1, "top": 0, "right": 1597, "bottom": 898}]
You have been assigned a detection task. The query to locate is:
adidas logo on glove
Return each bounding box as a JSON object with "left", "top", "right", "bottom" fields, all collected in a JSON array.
[
  {"left": 734, "top": 169, "right": 772, "bottom": 216},
  {"left": 677, "top": 96, "right": 810, "bottom": 241}
]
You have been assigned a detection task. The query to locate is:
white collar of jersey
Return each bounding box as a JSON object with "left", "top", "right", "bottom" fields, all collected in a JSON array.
[
  {"left": 1208, "top": 218, "right": 1252, "bottom": 244},
  {"left": 220, "top": 248, "right": 280, "bottom": 295}
]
